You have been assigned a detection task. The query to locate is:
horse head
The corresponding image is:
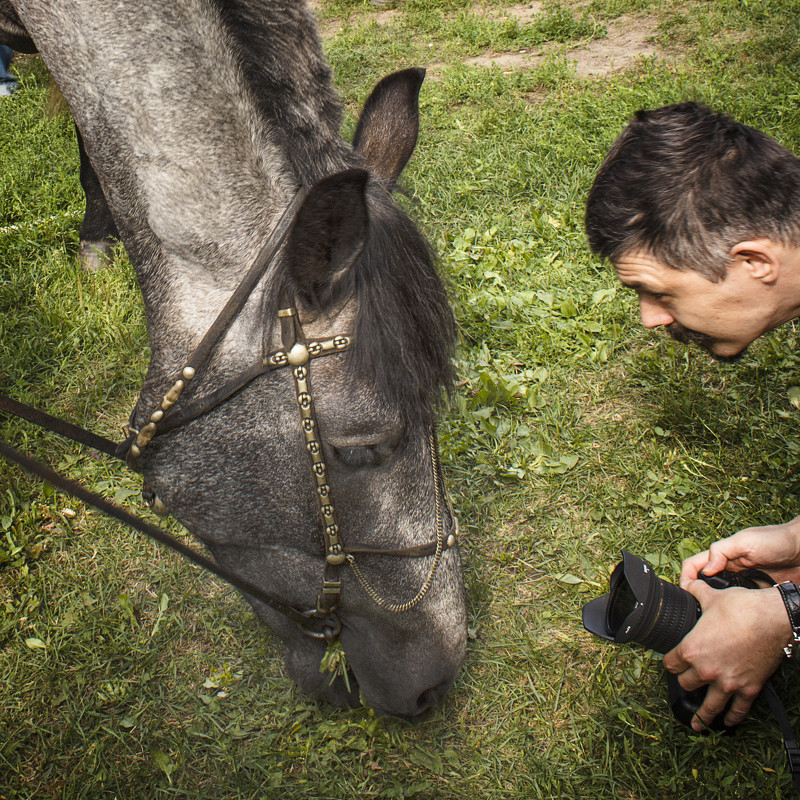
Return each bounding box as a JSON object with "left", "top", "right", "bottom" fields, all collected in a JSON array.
[{"left": 132, "top": 69, "right": 467, "bottom": 718}]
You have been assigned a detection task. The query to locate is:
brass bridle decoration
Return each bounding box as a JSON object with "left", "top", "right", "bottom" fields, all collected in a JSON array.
[
  {"left": 126, "top": 299, "right": 458, "bottom": 637},
  {"left": 0, "top": 189, "right": 459, "bottom": 643}
]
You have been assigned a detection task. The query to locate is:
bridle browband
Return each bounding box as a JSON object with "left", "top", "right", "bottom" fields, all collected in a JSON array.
[{"left": 0, "top": 187, "right": 458, "bottom": 642}]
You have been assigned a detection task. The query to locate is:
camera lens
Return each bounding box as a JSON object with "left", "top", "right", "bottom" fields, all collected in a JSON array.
[
  {"left": 607, "top": 572, "right": 636, "bottom": 632},
  {"left": 583, "top": 551, "right": 701, "bottom": 654},
  {"left": 633, "top": 578, "right": 699, "bottom": 654}
]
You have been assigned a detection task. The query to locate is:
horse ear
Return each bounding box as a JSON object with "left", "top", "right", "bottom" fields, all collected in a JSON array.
[
  {"left": 285, "top": 169, "right": 369, "bottom": 308},
  {"left": 353, "top": 67, "right": 425, "bottom": 190}
]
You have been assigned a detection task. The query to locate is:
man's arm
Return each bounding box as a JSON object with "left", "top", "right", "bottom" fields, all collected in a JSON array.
[{"left": 680, "top": 518, "right": 800, "bottom": 585}]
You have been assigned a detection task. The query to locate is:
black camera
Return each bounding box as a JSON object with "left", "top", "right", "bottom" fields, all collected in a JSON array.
[{"left": 582, "top": 551, "right": 772, "bottom": 730}]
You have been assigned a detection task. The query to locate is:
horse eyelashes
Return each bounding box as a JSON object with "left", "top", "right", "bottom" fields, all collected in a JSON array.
[
  {"left": 332, "top": 442, "right": 401, "bottom": 469},
  {"left": 332, "top": 445, "right": 381, "bottom": 468}
]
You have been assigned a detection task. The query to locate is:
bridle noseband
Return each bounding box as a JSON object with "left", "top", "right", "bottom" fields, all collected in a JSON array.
[{"left": 0, "top": 187, "right": 459, "bottom": 643}]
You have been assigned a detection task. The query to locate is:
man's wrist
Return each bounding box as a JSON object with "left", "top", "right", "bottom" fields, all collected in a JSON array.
[{"left": 774, "top": 581, "right": 800, "bottom": 660}]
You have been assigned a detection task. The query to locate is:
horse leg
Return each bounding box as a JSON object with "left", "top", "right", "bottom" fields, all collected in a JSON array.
[
  {"left": 1, "top": 8, "right": 117, "bottom": 270},
  {"left": 76, "top": 125, "right": 119, "bottom": 271}
]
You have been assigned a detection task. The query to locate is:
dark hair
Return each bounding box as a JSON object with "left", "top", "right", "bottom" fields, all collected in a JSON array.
[
  {"left": 349, "top": 186, "right": 455, "bottom": 429},
  {"left": 585, "top": 102, "right": 800, "bottom": 281}
]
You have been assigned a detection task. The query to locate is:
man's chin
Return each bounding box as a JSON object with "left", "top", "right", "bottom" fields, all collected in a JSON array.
[{"left": 665, "top": 323, "right": 747, "bottom": 363}]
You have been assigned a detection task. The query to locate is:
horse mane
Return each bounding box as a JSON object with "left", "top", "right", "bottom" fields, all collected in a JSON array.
[
  {"left": 220, "top": 1, "right": 455, "bottom": 426},
  {"left": 218, "top": 0, "right": 351, "bottom": 179}
]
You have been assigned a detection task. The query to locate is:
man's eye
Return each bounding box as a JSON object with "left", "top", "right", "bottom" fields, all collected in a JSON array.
[{"left": 332, "top": 441, "right": 398, "bottom": 469}]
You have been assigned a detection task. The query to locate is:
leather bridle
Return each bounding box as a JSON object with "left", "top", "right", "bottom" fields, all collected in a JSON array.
[{"left": 0, "top": 187, "right": 459, "bottom": 642}]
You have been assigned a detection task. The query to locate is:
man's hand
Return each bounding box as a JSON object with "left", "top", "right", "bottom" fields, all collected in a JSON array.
[
  {"left": 680, "top": 518, "right": 800, "bottom": 587},
  {"left": 663, "top": 581, "right": 789, "bottom": 730}
]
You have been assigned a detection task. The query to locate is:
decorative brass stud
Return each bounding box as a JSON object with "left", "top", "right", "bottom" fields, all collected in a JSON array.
[
  {"left": 163, "top": 380, "right": 185, "bottom": 409},
  {"left": 136, "top": 422, "right": 158, "bottom": 448},
  {"left": 287, "top": 343, "right": 310, "bottom": 366},
  {"left": 129, "top": 444, "right": 141, "bottom": 459},
  {"left": 182, "top": 366, "right": 196, "bottom": 381},
  {"left": 446, "top": 533, "right": 457, "bottom": 548},
  {"left": 150, "top": 409, "right": 164, "bottom": 423}
]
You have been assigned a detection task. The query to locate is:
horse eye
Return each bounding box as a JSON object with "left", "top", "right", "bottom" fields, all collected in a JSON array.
[
  {"left": 332, "top": 445, "right": 381, "bottom": 468},
  {"left": 332, "top": 441, "right": 397, "bottom": 469}
]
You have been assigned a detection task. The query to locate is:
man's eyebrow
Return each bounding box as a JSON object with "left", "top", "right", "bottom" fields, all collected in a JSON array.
[{"left": 619, "top": 280, "right": 658, "bottom": 293}]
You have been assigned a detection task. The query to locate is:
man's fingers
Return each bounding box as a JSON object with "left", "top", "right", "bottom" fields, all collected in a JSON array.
[
  {"left": 663, "top": 646, "right": 689, "bottom": 675},
  {"left": 691, "top": 685, "right": 733, "bottom": 732},
  {"left": 681, "top": 578, "right": 716, "bottom": 606},
  {"left": 703, "top": 542, "right": 735, "bottom": 576},
  {"left": 680, "top": 551, "right": 710, "bottom": 586},
  {"left": 723, "top": 693, "right": 758, "bottom": 728}
]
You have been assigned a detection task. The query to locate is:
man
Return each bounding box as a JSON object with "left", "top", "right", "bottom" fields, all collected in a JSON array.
[{"left": 585, "top": 101, "right": 800, "bottom": 732}]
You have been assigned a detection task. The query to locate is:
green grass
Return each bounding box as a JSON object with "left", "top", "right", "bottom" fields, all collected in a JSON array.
[{"left": 3, "top": 1, "right": 800, "bottom": 797}]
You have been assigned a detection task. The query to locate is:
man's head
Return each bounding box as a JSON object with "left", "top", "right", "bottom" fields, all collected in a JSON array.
[{"left": 585, "top": 102, "right": 800, "bottom": 360}]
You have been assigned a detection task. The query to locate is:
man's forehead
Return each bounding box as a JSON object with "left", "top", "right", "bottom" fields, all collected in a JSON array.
[{"left": 612, "top": 251, "right": 674, "bottom": 288}]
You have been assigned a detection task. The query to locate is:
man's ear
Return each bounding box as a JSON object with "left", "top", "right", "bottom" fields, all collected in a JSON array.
[{"left": 729, "top": 239, "right": 781, "bottom": 284}]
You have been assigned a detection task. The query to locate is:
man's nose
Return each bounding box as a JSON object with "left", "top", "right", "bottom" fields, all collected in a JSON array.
[{"left": 639, "top": 296, "right": 674, "bottom": 328}]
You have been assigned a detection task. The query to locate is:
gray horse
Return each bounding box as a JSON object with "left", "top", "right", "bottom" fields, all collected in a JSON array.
[{"left": 1, "top": 0, "right": 467, "bottom": 719}]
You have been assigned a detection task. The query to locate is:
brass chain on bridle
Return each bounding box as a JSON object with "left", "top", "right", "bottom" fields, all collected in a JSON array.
[{"left": 126, "top": 299, "right": 458, "bottom": 631}]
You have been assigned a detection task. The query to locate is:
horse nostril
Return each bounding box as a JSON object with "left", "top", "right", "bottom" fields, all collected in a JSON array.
[{"left": 415, "top": 681, "right": 450, "bottom": 715}]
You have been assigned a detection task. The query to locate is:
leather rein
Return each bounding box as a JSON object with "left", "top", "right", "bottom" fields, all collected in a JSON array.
[{"left": 0, "top": 187, "right": 458, "bottom": 642}]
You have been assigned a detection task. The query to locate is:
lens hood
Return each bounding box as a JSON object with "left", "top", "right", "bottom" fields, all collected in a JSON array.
[
  {"left": 583, "top": 550, "right": 701, "bottom": 653},
  {"left": 582, "top": 550, "right": 659, "bottom": 642}
]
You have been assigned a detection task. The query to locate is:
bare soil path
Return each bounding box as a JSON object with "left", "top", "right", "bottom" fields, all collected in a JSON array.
[{"left": 309, "top": 1, "right": 667, "bottom": 77}]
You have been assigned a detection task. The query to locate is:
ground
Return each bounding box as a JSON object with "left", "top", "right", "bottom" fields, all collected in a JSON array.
[{"left": 310, "top": 1, "right": 666, "bottom": 77}]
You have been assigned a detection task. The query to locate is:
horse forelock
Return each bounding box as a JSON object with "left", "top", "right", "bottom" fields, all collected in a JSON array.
[{"left": 349, "top": 190, "right": 455, "bottom": 429}]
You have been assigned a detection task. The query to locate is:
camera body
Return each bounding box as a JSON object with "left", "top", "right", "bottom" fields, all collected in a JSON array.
[{"left": 582, "top": 551, "right": 772, "bottom": 731}]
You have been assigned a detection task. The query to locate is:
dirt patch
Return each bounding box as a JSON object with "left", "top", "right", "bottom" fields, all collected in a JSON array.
[
  {"left": 464, "top": 14, "right": 662, "bottom": 77},
  {"left": 307, "top": 0, "right": 400, "bottom": 39},
  {"left": 309, "top": 1, "right": 666, "bottom": 79},
  {"left": 490, "top": 1, "right": 545, "bottom": 25}
]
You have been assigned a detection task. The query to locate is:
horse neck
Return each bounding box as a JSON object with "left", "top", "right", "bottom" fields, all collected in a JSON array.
[{"left": 20, "top": 0, "right": 353, "bottom": 368}]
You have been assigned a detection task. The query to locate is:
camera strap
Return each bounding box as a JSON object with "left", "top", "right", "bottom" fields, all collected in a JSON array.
[
  {"left": 761, "top": 680, "right": 800, "bottom": 794},
  {"left": 668, "top": 671, "right": 800, "bottom": 793}
]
